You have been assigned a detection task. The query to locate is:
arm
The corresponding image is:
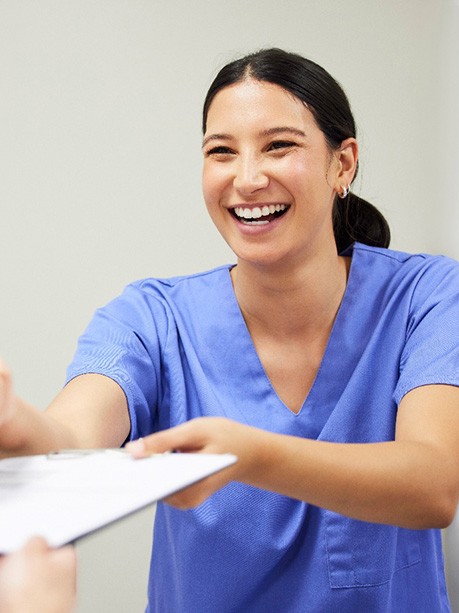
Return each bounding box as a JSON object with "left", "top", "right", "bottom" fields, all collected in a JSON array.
[
  {"left": 0, "top": 538, "right": 76, "bottom": 613},
  {"left": 128, "top": 384, "right": 459, "bottom": 529},
  {"left": 0, "top": 359, "right": 130, "bottom": 457}
]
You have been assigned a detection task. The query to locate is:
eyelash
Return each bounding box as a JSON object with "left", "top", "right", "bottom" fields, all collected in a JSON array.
[
  {"left": 205, "top": 146, "right": 234, "bottom": 157},
  {"left": 205, "top": 140, "right": 297, "bottom": 157},
  {"left": 268, "top": 140, "right": 296, "bottom": 151}
]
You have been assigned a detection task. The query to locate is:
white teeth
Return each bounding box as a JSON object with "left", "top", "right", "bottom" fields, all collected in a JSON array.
[
  {"left": 243, "top": 219, "right": 269, "bottom": 225},
  {"left": 233, "top": 204, "right": 287, "bottom": 221}
]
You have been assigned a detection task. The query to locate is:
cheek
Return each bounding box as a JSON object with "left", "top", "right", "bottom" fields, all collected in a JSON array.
[
  {"left": 283, "top": 156, "right": 331, "bottom": 196},
  {"left": 274, "top": 160, "right": 308, "bottom": 195},
  {"left": 202, "top": 166, "right": 228, "bottom": 209},
  {"left": 201, "top": 169, "right": 215, "bottom": 215},
  {"left": 275, "top": 152, "right": 311, "bottom": 181}
]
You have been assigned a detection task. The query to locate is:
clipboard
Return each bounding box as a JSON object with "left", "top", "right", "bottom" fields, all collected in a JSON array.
[{"left": 0, "top": 450, "right": 237, "bottom": 554}]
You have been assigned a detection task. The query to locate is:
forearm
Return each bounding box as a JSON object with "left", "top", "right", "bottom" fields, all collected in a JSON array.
[
  {"left": 0, "top": 396, "right": 78, "bottom": 458},
  {"left": 246, "top": 430, "right": 458, "bottom": 528},
  {"left": 128, "top": 387, "right": 459, "bottom": 527},
  {"left": 1, "top": 367, "right": 130, "bottom": 458}
]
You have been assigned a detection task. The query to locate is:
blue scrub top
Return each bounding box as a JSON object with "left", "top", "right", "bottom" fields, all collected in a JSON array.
[{"left": 67, "top": 243, "right": 459, "bottom": 612}]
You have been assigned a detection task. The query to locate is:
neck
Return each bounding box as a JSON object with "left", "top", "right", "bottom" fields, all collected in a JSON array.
[{"left": 231, "top": 250, "right": 350, "bottom": 340}]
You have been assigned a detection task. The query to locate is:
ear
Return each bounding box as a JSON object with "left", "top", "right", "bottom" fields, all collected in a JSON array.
[{"left": 334, "top": 137, "right": 358, "bottom": 194}]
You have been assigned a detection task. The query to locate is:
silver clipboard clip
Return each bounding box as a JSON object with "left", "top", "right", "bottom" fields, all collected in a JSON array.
[{"left": 46, "top": 448, "right": 129, "bottom": 460}]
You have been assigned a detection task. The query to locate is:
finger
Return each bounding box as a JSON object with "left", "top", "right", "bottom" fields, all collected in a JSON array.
[
  {"left": 22, "top": 536, "right": 50, "bottom": 554},
  {"left": 126, "top": 420, "right": 208, "bottom": 458},
  {"left": 0, "top": 357, "right": 11, "bottom": 375},
  {"left": 0, "top": 360, "right": 12, "bottom": 406},
  {"left": 0, "top": 360, "right": 15, "bottom": 432},
  {"left": 52, "top": 545, "right": 77, "bottom": 576},
  {"left": 23, "top": 539, "right": 77, "bottom": 585}
]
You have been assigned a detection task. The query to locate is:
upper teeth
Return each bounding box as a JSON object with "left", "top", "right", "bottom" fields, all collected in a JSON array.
[{"left": 233, "top": 204, "right": 287, "bottom": 219}]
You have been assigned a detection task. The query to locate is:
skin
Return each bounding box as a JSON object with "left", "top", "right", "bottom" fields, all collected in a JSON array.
[
  {"left": 1, "top": 79, "right": 459, "bottom": 530},
  {"left": 0, "top": 538, "right": 76, "bottom": 613}
]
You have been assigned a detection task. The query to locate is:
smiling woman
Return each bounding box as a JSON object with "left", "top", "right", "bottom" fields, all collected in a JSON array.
[{"left": 1, "top": 48, "right": 459, "bottom": 613}]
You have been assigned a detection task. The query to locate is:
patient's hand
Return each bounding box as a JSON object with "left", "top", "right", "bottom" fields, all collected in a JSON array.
[{"left": 0, "top": 537, "right": 77, "bottom": 613}]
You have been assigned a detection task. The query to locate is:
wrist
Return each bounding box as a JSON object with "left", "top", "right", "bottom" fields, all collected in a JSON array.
[{"left": 236, "top": 425, "right": 280, "bottom": 488}]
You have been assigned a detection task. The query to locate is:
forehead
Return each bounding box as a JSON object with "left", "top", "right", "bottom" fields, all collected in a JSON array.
[{"left": 205, "top": 79, "right": 317, "bottom": 134}]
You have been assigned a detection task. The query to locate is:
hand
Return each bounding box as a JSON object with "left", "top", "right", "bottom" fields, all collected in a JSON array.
[
  {"left": 126, "top": 417, "right": 264, "bottom": 509},
  {"left": 0, "top": 537, "right": 77, "bottom": 613}
]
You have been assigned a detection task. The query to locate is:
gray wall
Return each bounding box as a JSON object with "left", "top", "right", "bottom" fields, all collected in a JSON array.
[{"left": 0, "top": 1, "right": 457, "bottom": 611}]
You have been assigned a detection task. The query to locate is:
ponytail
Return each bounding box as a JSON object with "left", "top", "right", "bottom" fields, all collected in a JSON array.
[{"left": 333, "top": 193, "right": 391, "bottom": 254}]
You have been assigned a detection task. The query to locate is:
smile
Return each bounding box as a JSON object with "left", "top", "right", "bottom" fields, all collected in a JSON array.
[{"left": 231, "top": 204, "right": 289, "bottom": 225}]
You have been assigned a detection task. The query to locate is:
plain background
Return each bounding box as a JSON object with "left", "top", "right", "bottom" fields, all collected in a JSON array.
[{"left": 1, "top": 1, "right": 458, "bottom": 611}]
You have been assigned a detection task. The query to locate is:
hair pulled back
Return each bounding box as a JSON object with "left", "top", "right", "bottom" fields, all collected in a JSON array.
[{"left": 203, "top": 48, "right": 390, "bottom": 253}]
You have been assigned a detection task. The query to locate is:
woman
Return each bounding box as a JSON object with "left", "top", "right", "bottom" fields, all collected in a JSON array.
[{"left": 1, "top": 49, "right": 458, "bottom": 611}]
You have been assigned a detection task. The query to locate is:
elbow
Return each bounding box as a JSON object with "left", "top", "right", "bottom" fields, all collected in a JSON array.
[
  {"left": 431, "top": 473, "right": 459, "bottom": 529},
  {"left": 414, "top": 488, "right": 459, "bottom": 530},
  {"left": 424, "top": 507, "right": 456, "bottom": 530},
  {"left": 433, "top": 494, "right": 458, "bottom": 529},
  {"left": 409, "top": 451, "right": 459, "bottom": 529}
]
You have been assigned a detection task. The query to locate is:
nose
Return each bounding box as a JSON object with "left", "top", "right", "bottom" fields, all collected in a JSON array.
[{"left": 233, "top": 154, "right": 269, "bottom": 195}]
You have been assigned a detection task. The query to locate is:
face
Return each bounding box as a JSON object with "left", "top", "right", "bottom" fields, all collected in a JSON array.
[{"left": 202, "top": 78, "right": 345, "bottom": 269}]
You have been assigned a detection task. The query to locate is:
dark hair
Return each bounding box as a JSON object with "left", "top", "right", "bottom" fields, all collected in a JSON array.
[{"left": 203, "top": 48, "right": 390, "bottom": 252}]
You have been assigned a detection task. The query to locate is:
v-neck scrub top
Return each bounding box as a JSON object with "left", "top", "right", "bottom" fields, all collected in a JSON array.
[{"left": 67, "top": 243, "right": 459, "bottom": 612}]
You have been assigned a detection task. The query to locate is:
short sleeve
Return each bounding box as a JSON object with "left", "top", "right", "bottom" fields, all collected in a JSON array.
[
  {"left": 393, "top": 256, "right": 459, "bottom": 405},
  {"left": 66, "top": 284, "right": 167, "bottom": 440}
]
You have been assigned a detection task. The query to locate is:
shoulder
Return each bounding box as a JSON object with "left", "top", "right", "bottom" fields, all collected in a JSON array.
[
  {"left": 78, "top": 265, "right": 234, "bottom": 345},
  {"left": 127, "top": 265, "right": 233, "bottom": 302},
  {"left": 131, "top": 264, "right": 233, "bottom": 292},
  {"left": 351, "top": 243, "right": 459, "bottom": 289},
  {"left": 103, "top": 265, "right": 234, "bottom": 321},
  {"left": 347, "top": 244, "right": 459, "bottom": 330}
]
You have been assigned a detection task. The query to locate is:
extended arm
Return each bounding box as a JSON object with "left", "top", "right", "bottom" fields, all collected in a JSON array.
[
  {"left": 0, "top": 359, "right": 130, "bottom": 457},
  {"left": 128, "top": 384, "right": 459, "bottom": 529}
]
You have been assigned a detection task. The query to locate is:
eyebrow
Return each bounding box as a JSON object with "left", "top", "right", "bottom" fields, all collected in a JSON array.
[
  {"left": 202, "top": 126, "right": 307, "bottom": 148},
  {"left": 261, "top": 127, "right": 306, "bottom": 139},
  {"left": 202, "top": 133, "right": 231, "bottom": 148}
]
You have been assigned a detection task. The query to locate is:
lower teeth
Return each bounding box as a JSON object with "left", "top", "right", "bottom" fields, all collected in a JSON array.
[{"left": 242, "top": 219, "right": 269, "bottom": 225}]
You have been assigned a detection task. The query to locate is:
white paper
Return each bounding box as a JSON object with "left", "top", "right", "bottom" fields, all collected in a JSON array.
[{"left": 0, "top": 451, "right": 236, "bottom": 553}]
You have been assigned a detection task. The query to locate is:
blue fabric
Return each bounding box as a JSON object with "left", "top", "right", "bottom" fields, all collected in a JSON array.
[{"left": 66, "top": 243, "right": 459, "bottom": 612}]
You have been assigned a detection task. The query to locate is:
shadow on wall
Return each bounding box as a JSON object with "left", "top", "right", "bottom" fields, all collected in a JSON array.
[{"left": 445, "top": 510, "right": 459, "bottom": 610}]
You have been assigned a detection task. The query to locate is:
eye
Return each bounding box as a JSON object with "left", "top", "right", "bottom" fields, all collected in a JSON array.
[
  {"left": 205, "top": 145, "right": 235, "bottom": 157},
  {"left": 268, "top": 140, "right": 297, "bottom": 152}
]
